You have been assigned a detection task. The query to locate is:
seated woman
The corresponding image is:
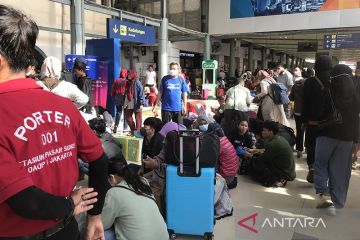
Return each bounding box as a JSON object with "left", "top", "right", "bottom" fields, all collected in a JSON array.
[
  {"left": 230, "top": 120, "right": 256, "bottom": 152},
  {"left": 102, "top": 158, "right": 169, "bottom": 240},
  {"left": 197, "top": 116, "right": 239, "bottom": 189},
  {"left": 249, "top": 121, "right": 296, "bottom": 188},
  {"left": 229, "top": 120, "right": 257, "bottom": 175}
]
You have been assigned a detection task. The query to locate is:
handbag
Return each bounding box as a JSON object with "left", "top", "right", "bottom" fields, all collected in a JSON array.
[{"left": 314, "top": 76, "right": 343, "bottom": 130}]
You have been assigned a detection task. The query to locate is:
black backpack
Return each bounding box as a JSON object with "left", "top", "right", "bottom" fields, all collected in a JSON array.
[
  {"left": 164, "top": 130, "right": 219, "bottom": 168},
  {"left": 277, "top": 123, "right": 296, "bottom": 147}
]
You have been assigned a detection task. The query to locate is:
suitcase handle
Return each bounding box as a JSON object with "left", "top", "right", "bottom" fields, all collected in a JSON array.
[{"left": 179, "top": 130, "right": 200, "bottom": 176}]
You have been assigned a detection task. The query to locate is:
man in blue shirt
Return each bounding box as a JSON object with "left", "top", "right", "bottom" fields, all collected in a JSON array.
[{"left": 153, "top": 62, "right": 188, "bottom": 124}]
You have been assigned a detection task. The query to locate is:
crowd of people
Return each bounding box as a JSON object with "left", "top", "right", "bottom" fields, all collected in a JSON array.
[{"left": 1, "top": 3, "right": 360, "bottom": 240}]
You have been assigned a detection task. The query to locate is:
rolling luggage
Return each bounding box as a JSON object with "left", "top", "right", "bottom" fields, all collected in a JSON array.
[
  {"left": 166, "top": 130, "right": 215, "bottom": 240},
  {"left": 202, "top": 88, "right": 210, "bottom": 100}
]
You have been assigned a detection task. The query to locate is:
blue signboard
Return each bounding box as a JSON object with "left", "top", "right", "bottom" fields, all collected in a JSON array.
[
  {"left": 324, "top": 33, "right": 360, "bottom": 49},
  {"left": 65, "top": 54, "right": 98, "bottom": 80},
  {"left": 107, "top": 19, "right": 156, "bottom": 44}
]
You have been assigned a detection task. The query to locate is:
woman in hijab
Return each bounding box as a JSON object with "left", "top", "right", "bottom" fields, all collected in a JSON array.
[
  {"left": 255, "top": 70, "right": 289, "bottom": 127},
  {"left": 111, "top": 68, "right": 128, "bottom": 133},
  {"left": 123, "top": 69, "right": 145, "bottom": 131},
  {"left": 37, "top": 56, "right": 89, "bottom": 109}
]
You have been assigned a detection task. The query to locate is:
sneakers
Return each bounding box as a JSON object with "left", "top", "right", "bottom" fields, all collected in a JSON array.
[
  {"left": 327, "top": 204, "right": 337, "bottom": 216},
  {"left": 306, "top": 169, "right": 314, "bottom": 183},
  {"left": 317, "top": 193, "right": 333, "bottom": 209},
  {"left": 296, "top": 151, "right": 303, "bottom": 158}
]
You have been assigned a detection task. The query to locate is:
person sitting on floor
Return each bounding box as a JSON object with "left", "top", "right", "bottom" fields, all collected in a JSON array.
[
  {"left": 78, "top": 118, "right": 124, "bottom": 176},
  {"left": 229, "top": 120, "right": 257, "bottom": 175},
  {"left": 88, "top": 117, "right": 123, "bottom": 160},
  {"left": 142, "top": 117, "right": 164, "bottom": 158},
  {"left": 142, "top": 122, "right": 187, "bottom": 215},
  {"left": 249, "top": 121, "right": 296, "bottom": 188},
  {"left": 101, "top": 158, "right": 169, "bottom": 240},
  {"left": 205, "top": 122, "right": 239, "bottom": 189}
]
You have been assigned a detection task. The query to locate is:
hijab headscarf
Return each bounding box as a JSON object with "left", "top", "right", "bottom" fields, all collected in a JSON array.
[
  {"left": 111, "top": 68, "right": 128, "bottom": 96},
  {"left": 195, "top": 103, "right": 215, "bottom": 123},
  {"left": 207, "top": 122, "right": 225, "bottom": 137},
  {"left": 159, "top": 122, "right": 186, "bottom": 137},
  {"left": 256, "top": 70, "right": 275, "bottom": 83},
  {"left": 126, "top": 69, "right": 137, "bottom": 101},
  {"left": 40, "top": 56, "right": 61, "bottom": 80}
]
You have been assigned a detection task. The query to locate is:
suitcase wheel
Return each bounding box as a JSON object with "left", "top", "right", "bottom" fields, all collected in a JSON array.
[
  {"left": 170, "top": 233, "right": 177, "bottom": 239},
  {"left": 205, "top": 232, "right": 214, "bottom": 240}
]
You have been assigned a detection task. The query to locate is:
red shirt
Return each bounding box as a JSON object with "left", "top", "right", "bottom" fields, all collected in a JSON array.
[{"left": 0, "top": 78, "right": 104, "bottom": 237}]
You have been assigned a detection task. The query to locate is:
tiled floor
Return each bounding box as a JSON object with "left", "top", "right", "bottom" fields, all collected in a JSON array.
[
  {"left": 177, "top": 155, "right": 360, "bottom": 240},
  {"left": 95, "top": 101, "right": 360, "bottom": 240}
]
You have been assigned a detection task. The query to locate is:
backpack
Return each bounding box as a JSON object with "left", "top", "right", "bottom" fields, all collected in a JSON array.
[
  {"left": 160, "top": 76, "right": 184, "bottom": 99},
  {"left": 164, "top": 130, "right": 219, "bottom": 168},
  {"left": 268, "top": 81, "right": 290, "bottom": 105},
  {"left": 277, "top": 123, "right": 296, "bottom": 147}
]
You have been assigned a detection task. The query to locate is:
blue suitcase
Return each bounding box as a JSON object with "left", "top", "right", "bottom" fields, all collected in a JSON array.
[{"left": 166, "top": 130, "right": 215, "bottom": 240}]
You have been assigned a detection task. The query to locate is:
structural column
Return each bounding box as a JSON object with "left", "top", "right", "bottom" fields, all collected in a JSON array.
[
  {"left": 290, "top": 56, "right": 295, "bottom": 70},
  {"left": 279, "top": 53, "right": 284, "bottom": 65},
  {"left": 204, "top": 34, "right": 211, "bottom": 60},
  {"left": 271, "top": 50, "right": 276, "bottom": 63},
  {"left": 295, "top": 57, "right": 299, "bottom": 68},
  {"left": 159, "top": 0, "right": 168, "bottom": 80},
  {"left": 229, "top": 39, "right": 236, "bottom": 77},
  {"left": 261, "top": 47, "right": 267, "bottom": 69},
  {"left": 70, "top": 0, "right": 85, "bottom": 55},
  {"left": 285, "top": 54, "right": 290, "bottom": 68},
  {"left": 247, "top": 42, "right": 254, "bottom": 72}
]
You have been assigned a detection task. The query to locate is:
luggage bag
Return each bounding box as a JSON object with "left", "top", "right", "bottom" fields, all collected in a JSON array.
[{"left": 166, "top": 130, "right": 215, "bottom": 240}]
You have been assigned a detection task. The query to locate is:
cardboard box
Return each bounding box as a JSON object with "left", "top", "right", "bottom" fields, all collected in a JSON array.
[{"left": 113, "top": 136, "right": 143, "bottom": 163}]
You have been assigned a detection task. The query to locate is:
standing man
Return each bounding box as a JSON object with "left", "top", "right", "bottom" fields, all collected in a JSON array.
[
  {"left": 276, "top": 63, "right": 294, "bottom": 118},
  {"left": 143, "top": 64, "right": 157, "bottom": 88},
  {"left": 0, "top": 5, "right": 108, "bottom": 239},
  {"left": 73, "top": 60, "right": 93, "bottom": 113},
  {"left": 302, "top": 56, "right": 332, "bottom": 184},
  {"left": 153, "top": 62, "right": 188, "bottom": 124}
]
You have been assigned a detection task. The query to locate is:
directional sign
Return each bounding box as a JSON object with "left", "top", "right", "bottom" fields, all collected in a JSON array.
[
  {"left": 324, "top": 33, "right": 360, "bottom": 49},
  {"left": 107, "top": 19, "right": 156, "bottom": 44},
  {"left": 202, "top": 60, "right": 218, "bottom": 70},
  {"left": 65, "top": 54, "right": 98, "bottom": 80}
]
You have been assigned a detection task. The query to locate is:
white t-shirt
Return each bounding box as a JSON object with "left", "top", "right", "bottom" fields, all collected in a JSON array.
[
  {"left": 145, "top": 70, "right": 156, "bottom": 85},
  {"left": 277, "top": 70, "right": 294, "bottom": 88}
]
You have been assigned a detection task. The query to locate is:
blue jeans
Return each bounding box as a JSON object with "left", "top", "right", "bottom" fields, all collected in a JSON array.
[
  {"left": 78, "top": 159, "right": 89, "bottom": 174},
  {"left": 115, "top": 105, "right": 123, "bottom": 127},
  {"left": 105, "top": 228, "right": 116, "bottom": 240},
  {"left": 314, "top": 136, "right": 353, "bottom": 208}
]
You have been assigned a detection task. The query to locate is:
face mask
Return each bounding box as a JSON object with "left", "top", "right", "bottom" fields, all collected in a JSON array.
[
  {"left": 199, "top": 124, "right": 208, "bottom": 132},
  {"left": 169, "top": 69, "right": 178, "bottom": 76}
]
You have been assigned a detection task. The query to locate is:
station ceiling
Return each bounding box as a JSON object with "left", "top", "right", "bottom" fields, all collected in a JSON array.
[{"left": 216, "top": 27, "right": 360, "bottom": 62}]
